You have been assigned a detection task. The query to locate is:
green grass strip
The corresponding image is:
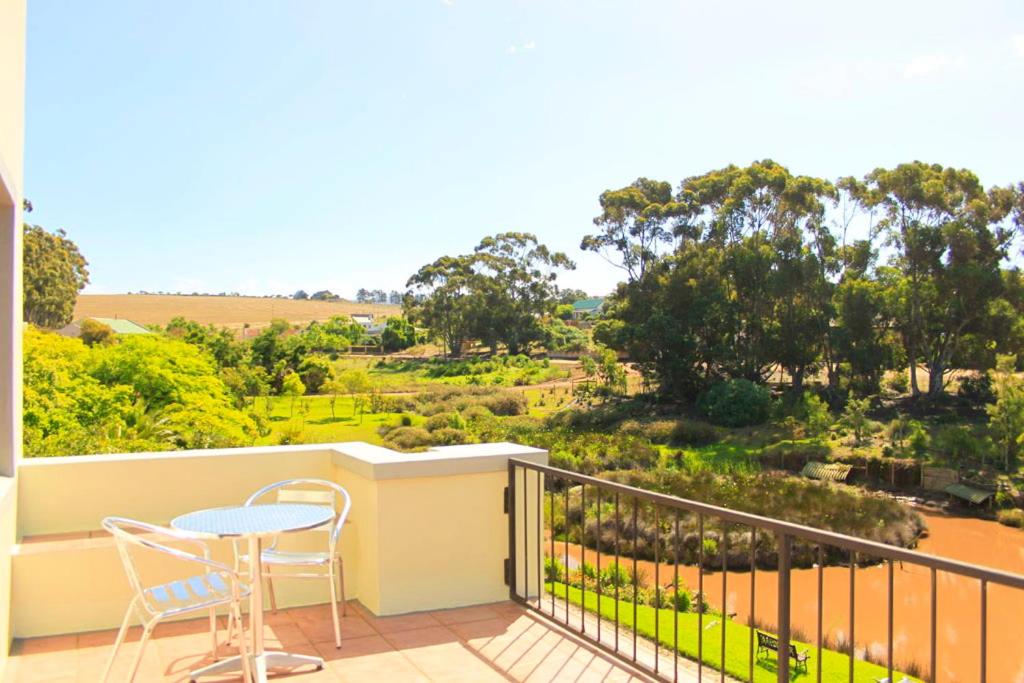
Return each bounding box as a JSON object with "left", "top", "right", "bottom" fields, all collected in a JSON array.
[{"left": 546, "top": 582, "right": 920, "bottom": 682}]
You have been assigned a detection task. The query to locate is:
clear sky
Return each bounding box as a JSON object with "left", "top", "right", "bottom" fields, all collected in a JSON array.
[{"left": 23, "top": 0, "right": 1024, "bottom": 298}]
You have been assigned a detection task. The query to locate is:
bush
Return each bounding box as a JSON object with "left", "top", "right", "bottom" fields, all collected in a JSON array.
[
  {"left": 957, "top": 373, "right": 996, "bottom": 403},
  {"left": 460, "top": 405, "right": 493, "bottom": 422},
  {"left": 697, "top": 379, "right": 772, "bottom": 427},
  {"left": 933, "top": 425, "right": 980, "bottom": 466},
  {"left": 997, "top": 508, "right": 1024, "bottom": 528},
  {"left": 617, "top": 418, "right": 717, "bottom": 446},
  {"left": 399, "top": 414, "right": 414, "bottom": 427},
  {"left": 383, "top": 426, "right": 433, "bottom": 451},
  {"left": 600, "top": 563, "right": 630, "bottom": 589},
  {"left": 424, "top": 412, "right": 466, "bottom": 432},
  {"left": 544, "top": 556, "right": 565, "bottom": 582},
  {"left": 430, "top": 427, "right": 468, "bottom": 445},
  {"left": 886, "top": 372, "right": 909, "bottom": 394}
]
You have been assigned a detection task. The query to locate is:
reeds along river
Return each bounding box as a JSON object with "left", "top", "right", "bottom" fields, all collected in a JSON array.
[{"left": 552, "top": 509, "right": 1024, "bottom": 682}]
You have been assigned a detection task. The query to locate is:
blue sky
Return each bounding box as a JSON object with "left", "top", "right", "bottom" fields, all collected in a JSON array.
[{"left": 24, "top": 0, "right": 1024, "bottom": 298}]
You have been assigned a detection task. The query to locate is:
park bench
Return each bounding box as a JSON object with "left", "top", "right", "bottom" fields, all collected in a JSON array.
[{"left": 756, "top": 630, "right": 810, "bottom": 673}]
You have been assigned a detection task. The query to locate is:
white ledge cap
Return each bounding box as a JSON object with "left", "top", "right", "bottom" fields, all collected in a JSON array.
[{"left": 329, "top": 441, "right": 547, "bottom": 480}]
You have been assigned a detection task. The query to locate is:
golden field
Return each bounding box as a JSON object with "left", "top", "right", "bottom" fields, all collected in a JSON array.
[{"left": 73, "top": 294, "right": 401, "bottom": 329}]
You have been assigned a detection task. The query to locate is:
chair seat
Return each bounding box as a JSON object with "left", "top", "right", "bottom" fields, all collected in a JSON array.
[
  {"left": 143, "top": 571, "right": 250, "bottom": 614},
  {"left": 240, "top": 549, "right": 335, "bottom": 567}
]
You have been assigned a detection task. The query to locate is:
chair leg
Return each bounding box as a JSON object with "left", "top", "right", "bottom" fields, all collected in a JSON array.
[
  {"left": 328, "top": 562, "right": 341, "bottom": 649},
  {"left": 208, "top": 607, "right": 218, "bottom": 659},
  {"left": 337, "top": 558, "right": 347, "bottom": 616},
  {"left": 233, "top": 602, "right": 253, "bottom": 683},
  {"left": 265, "top": 564, "right": 278, "bottom": 613},
  {"left": 126, "top": 620, "right": 155, "bottom": 683},
  {"left": 100, "top": 599, "right": 137, "bottom": 683}
]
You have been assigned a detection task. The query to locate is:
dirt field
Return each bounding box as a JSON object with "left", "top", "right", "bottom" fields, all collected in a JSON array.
[{"left": 74, "top": 294, "right": 401, "bottom": 330}]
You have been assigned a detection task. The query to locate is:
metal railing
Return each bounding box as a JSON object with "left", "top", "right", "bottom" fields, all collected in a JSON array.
[{"left": 506, "top": 459, "right": 1024, "bottom": 682}]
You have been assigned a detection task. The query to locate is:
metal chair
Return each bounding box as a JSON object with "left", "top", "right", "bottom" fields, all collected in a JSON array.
[
  {"left": 101, "top": 517, "right": 252, "bottom": 683},
  {"left": 234, "top": 478, "right": 351, "bottom": 648}
]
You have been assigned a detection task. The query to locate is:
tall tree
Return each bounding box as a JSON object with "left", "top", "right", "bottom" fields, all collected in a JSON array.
[
  {"left": 405, "top": 255, "right": 476, "bottom": 357},
  {"left": 581, "top": 178, "right": 680, "bottom": 282},
  {"left": 23, "top": 223, "right": 90, "bottom": 328},
  {"left": 842, "top": 162, "right": 1017, "bottom": 397}
]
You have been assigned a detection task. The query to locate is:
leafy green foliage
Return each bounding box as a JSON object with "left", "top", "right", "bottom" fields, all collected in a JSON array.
[
  {"left": 381, "top": 316, "right": 417, "bottom": 352},
  {"left": 697, "top": 379, "right": 772, "bottom": 427},
  {"left": 23, "top": 223, "right": 89, "bottom": 328}
]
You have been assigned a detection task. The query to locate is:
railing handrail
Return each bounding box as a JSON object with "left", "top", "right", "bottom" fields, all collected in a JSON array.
[{"left": 510, "top": 458, "right": 1024, "bottom": 591}]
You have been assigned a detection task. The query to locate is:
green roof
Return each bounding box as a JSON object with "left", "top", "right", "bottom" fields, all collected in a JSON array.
[
  {"left": 944, "top": 483, "right": 993, "bottom": 504},
  {"left": 800, "top": 461, "right": 852, "bottom": 482},
  {"left": 85, "top": 317, "right": 152, "bottom": 335},
  {"left": 572, "top": 297, "right": 604, "bottom": 311}
]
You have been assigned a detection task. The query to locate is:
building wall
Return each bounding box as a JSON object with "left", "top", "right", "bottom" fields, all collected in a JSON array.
[{"left": 0, "top": 0, "right": 26, "bottom": 675}]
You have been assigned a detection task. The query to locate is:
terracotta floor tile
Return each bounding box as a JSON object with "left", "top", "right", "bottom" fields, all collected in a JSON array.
[
  {"left": 428, "top": 604, "right": 503, "bottom": 626},
  {"left": 361, "top": 611, "right": 442, "bottom": 635},
  {"left": 312, "top": 634, "right": 394, "bottom": 664}
]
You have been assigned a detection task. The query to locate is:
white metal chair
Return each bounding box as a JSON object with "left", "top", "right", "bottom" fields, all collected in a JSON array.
[
  {"left": 234, "top": 478, "right": 351, "bottom": 648},
  {"left": 101, "top": 517, "right": 252, "bottom": 683}
]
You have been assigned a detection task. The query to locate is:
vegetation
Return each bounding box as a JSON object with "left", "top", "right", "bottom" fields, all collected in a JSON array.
[
  {"left": 546, "top": 582, "right": 920, "bottom": 682},
  {"left": 23, "top": 220, "right": 89, "bottom": 328}
]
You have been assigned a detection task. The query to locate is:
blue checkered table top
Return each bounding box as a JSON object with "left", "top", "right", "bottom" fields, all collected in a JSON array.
[{"left": 170, "top": 504, "right": 334, "bottom": 538}]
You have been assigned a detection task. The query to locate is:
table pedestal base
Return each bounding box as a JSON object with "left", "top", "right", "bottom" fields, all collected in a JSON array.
[{"left": 189, "top": 651, "right": 323, "bottom": 682}]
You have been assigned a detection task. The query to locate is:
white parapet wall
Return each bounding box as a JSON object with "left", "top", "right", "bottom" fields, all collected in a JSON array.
[{"left": 12, "top": 441, "right": 547, "bottom": 637}]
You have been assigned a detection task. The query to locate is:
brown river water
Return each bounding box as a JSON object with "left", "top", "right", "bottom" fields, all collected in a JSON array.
[{"left": 548, "top": 510, "right": 1024, "bottom": 681}]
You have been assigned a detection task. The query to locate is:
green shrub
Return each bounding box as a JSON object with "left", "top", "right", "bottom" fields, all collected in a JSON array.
[
  {"left": 697, "top": 380, "right": 772, "bottom": 427},
  {"left": 383, "top": 426, "right": 433, "bottom": 451},
  {"left": 600, "top": 563, "right": 630, "bottom": 589},
  {"left": 580, "top": 561, "right": 597, "bottom": 580},
  {"left": 424, "top": 412, "right": 466, "bottom": 432},
  {"left": 886, "top": 372, "right": 909, "bottom": 394},
  {"left": 545, "top": 556, "right": 566, "bottom": 582},
  {"left": 957, "top": 373, "right": 995, "bottom": 403},
  {"left": 399, "top": 414, "right": 414, "bottom": 427},
  {"left": 430, "top": 427, "right": 468, "bottom": 445},
  {"left": 933, "top": 425, "right": 980, "bottom": 466},
  {"left": 461, "top": 405, "right": 493, "bottom": 422},
  {"left": 997, "top": 508, "right": 1024, "bottom": 528}
]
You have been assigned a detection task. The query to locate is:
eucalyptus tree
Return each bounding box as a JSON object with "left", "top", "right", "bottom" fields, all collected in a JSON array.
[
  {"left": 581, "top": 178, "right": 681, "bottom": 283},
  {"left": 842, "top": 162, "right": 1018, "bottom": 397},
  {"left": 404, "top": 255, "right": 476, "bottom": 357}
]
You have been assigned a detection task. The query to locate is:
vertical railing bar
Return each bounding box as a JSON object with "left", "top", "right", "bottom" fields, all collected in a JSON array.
[
  {"left": 848, "top": 551, "right": 856, "bottom": 683},
  {"left": 615, "top": 491, "right": 620, "bottom": 654},
  {"left": 749, "top": 528, "right": 756, "bottom": 683},
  {"left": 674, "top": 510, "right": 680, "bottom": 683},
  {"left": 721, "top": 522, "right": 727, "bottom": 683},
  {"left": 550, "top": 476, "right": 555, "bottom": 617},
  {"left": 537, "top": 470, "right": 542, "bottom": 610},
  {"left": 507, "top": 462, "right": 517, "bottom": 601},
  {"left": 930, "top": 567, "right": 937, "bottom": 683},
  {"left": 580, "top": 482, "right": 586, "bottom": 634},
  {"left": 632, "top": 497, "right": 638, "bottom": 663},
  {"left": 887, "top": 559, "right": 894, "bottom": 682},
  {"left": 777, "top": 533, "right": 791, "bottom": 683},
  {"left": 654, "top": 505, "right": 660, "bottom": 674},
  {"left": 698, "top": 513, "right": 704, "bottom": 682},
  {"left": 523, "top": 467, "right": 528, "bottom": 606},
  {"left": 980, "top": 578, "right": 987, "bottom": 683},
  {"left": 817, "top": 545, "right": 823, "bottom": 683},
  {"left": 564, "top": 483, "right": 570, "bottom": 625},
  {"left": 596, "top": 486, "right": 602, "bottom": 642}
]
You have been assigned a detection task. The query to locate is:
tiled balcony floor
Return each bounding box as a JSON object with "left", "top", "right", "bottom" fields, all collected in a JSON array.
[{"left": 4, "top": 601, "right": 654, "bottom": 683}]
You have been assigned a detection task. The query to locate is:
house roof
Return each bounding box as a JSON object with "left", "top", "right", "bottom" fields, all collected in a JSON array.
[
  {"left": 944, "top": 483, "right": 993, "bottom": 505},
  {"left": 83, "top": 317, "right": 152, "bottom": 335},
  {"left": 572, "top": 297, "right": 604, "bottom": 312},
  {"left": 800, "top": 461, "right": 852, "bottom": 482}
]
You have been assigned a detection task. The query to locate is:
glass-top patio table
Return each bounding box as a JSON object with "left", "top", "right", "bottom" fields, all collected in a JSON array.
[{"left": 172, "top": 503, "right": 335, "bottom": 682}]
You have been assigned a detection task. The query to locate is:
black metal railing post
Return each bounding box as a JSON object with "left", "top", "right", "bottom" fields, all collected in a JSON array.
[{"left": 777, "top": 533, "right": 792, "bottom": 683}]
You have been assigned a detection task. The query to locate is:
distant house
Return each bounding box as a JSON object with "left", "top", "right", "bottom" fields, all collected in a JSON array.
[
  {"left": 571, "top": 298, "right": 605, "bottom": 320},
  {"left": 57, "top": 317, "right": 153, "bottom": 338},
  {"left": 351, "top": 313, "right": 374, "bottom": 328}
]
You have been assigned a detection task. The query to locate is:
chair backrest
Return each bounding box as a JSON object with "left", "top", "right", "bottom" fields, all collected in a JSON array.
[
  {"left": 102, "top": 516, "right": 217, "bottom": 616},
  {"left": 756, "top": 630, "right": 777, "bottom": 650},
  {"left": 245, "top": 478, "right": 351, "bottom": 549}
]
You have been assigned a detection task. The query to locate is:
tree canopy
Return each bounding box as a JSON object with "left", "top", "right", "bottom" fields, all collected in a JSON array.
[{"left": 23, "top": 223, "right": 89, "bottom": 328}]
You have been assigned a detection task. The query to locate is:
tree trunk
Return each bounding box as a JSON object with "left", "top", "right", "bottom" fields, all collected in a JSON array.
[
  {"left": 927, "top": 362, "right": 946, "bottom": 398},
  {"left": 791, "top": 367, "right": 805, "bottom": 393}
]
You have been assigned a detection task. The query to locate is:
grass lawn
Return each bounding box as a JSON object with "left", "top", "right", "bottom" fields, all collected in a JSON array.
[
  {"left": 660, "top": 442, "right": 764, "bottom": 475},
  {"left": 546, "top": 582, "right": 920, "bottom": 683},
  {"left": 251, "top": 395, "right": 411, "bottom": 445}
]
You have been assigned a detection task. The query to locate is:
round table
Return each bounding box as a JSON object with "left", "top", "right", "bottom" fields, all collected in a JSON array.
[{"left": 171, "top": 504, "right": 335, "bottom": 682}]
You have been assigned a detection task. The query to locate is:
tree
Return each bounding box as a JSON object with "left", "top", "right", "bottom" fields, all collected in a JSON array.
[
  {"left": 79, "top": 319, "right": 115, "bottom": 347},
  {"left": 381, "top": 317, "right": 417, "bottom": 352},
  {"left": 293, "top": 290, "right": 309, "bottom": 300},
  {"left": 280, "top": 372, "right": 306, "bottom": 418},
  {"left": 297, "top": 354, "right": 333, "bottom": 394},
  {"left": 23, "top": 223, "right": 90, "bottom": 328},
  {"left": 310, "top": 290, "right": 339, "bottom": 301},
  {"left": 405, "top": 255, "right": 476, "bottom": 357},
  {"left": 471, "top": 232, "right": 575, "bottom": 354},
  {"left": 840, "top": 397, "right": 873, "bottom": 446},
  {"left": 987, "top": 354, "right": 1024, "bottom": 470},
  {"left": 581, "top": 178, "right": 680, "bottom": 282},
  {"left": 842, "top": 163, "right": 1017, "bottom": 397},
  {"left": 322, "top": 378, "right": 343, "bottom": 419},
  {"left": 337, "top": 369, "right": 371, "bottom": 417}
]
